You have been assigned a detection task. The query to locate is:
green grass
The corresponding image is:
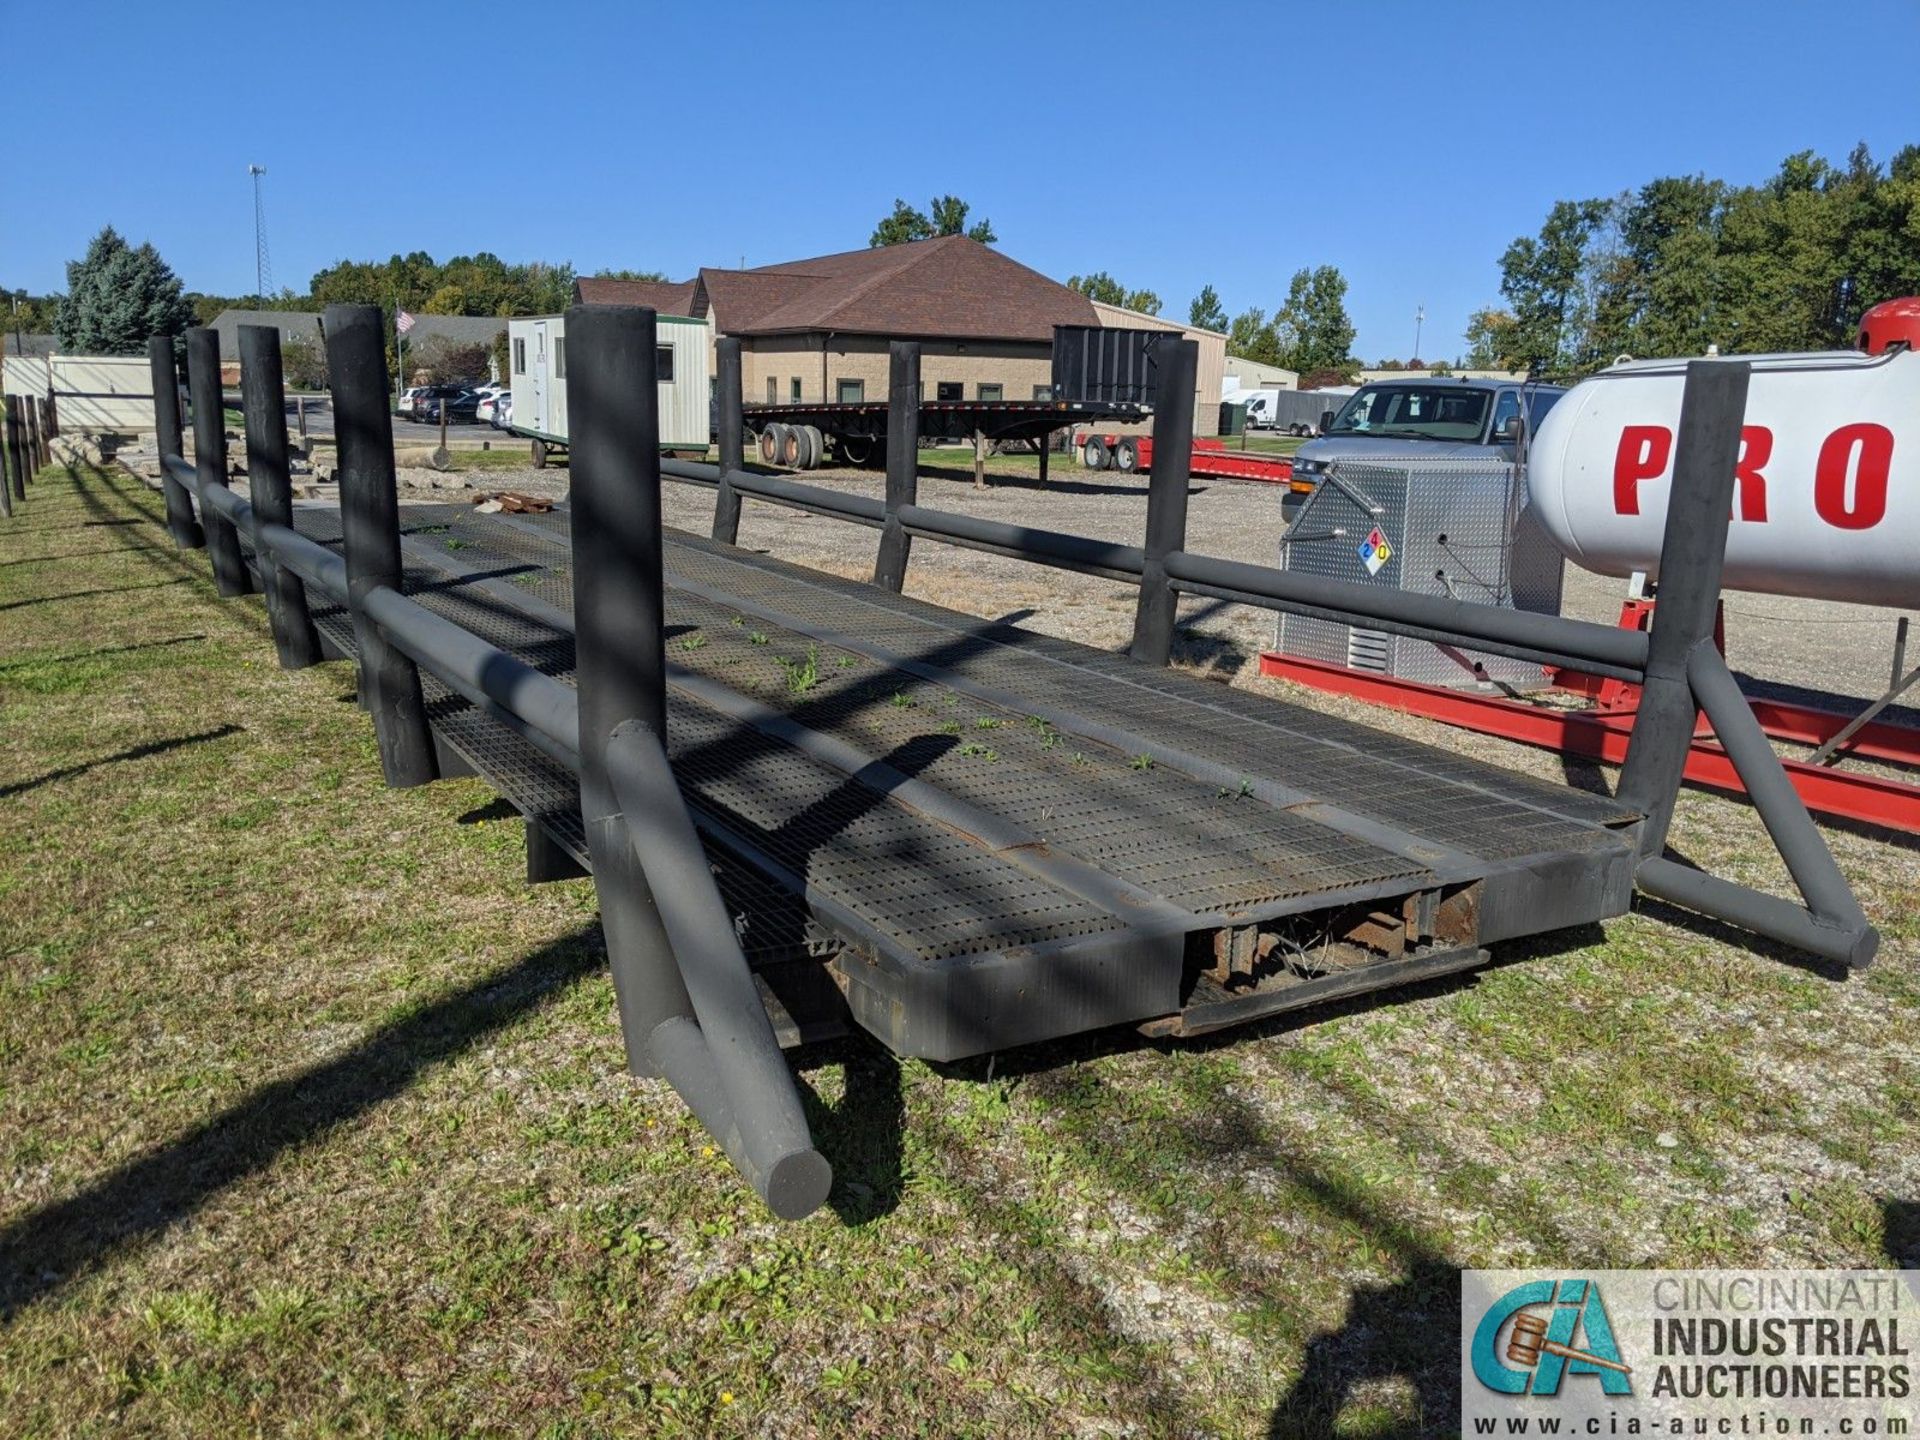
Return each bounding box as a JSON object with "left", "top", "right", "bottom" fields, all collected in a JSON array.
[
  {"left": 0, "top": 461, "right": 1913, "bottom": 1437},
  {"left": 444, "top": 447, "right": 544, "bottom": 472}
]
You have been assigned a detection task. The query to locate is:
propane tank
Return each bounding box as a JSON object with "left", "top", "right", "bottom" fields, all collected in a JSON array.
[{"left": 1527, "top": 329, "right": 1919, "bottom": 609}]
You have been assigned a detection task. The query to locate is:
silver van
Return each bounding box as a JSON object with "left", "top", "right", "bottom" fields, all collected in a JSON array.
[{"left": 1289, "top": 376, "right": 1566, "bottom": 496}]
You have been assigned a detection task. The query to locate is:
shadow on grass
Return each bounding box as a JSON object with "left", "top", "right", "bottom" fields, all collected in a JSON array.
[
  {"left": 0, "top": 577, "right": 191, "bottom": 615},
  {"left": 0, "top": 724, "right": 243, "bottom": 799},
  {"left": 1884, "top": 1199, "right": 1918, "bottom": 1268},
  {"left": 0, "top": 927, "right": 608, "bottom": 1321},
  {"left": 0, "top": 633, "right": 206, "bottom": 672},
  {"left": 0, "top": 544, "right": 165, "bottom": 569}
]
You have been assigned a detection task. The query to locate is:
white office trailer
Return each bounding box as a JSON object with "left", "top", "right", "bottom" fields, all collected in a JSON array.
[
  {"left": 4, "top": 354, "right": 159, "bottom": 431},
  {"left": 507, "top": 313, "right": 711, "bottom": 463}
]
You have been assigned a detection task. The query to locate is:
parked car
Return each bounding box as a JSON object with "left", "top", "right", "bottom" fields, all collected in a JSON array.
[
  {"left": 409, "top": 383, "right": 472, "bottom": 422},
  {"left": 419, "top": 389, "right": 482, "bottom": 425},
  {"left": 491, "top": 393, "right": 514, "bottom": 430},
  {"left": 398, "top": 385, "right": 432, "bottom": 417},
  {"left": 476, "top": 392, "right": 502, "bottom": 425}
]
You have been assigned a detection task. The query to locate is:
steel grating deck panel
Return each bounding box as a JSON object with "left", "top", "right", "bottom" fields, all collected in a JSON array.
[{"left": 242, "top": 499, "right": 1640, "bottom": 1056}]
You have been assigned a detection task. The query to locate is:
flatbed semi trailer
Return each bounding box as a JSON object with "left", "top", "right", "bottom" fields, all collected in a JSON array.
[
  {"left": 745, "top": 397, "right": 1150, "bottom": 470},
  {"left": 1073, "top": 429, "right": 1306, "bottom": 491}
]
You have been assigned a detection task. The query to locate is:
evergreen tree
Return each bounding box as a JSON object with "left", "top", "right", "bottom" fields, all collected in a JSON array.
[
  {"left": 1188, "top": 285, "right": 1228, "bottom": 332},
  {"left": 55, "top": 227, "right": 194, "bottom": 354}
]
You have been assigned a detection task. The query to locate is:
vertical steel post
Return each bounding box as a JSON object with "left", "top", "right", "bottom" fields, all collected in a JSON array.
[
  {"left": 185, "top": 327, "right": 252, "bottom": 597},
  {"left": 873, "top": 340, "right": 920, "bottom": 592},
  {"left": 1, "top": 403, "right": 18, "bottom": 512},
  {"left": 1129, "top": 337, "right": 1199, "bottom": 666},
  {"left": 37, "top": 397, "right": 53, "bottom": 459},
  {"left": 7, "top": 401, "right": 27, "bottom": 501},
  {"left": 1616, "top": 359, "right": 1750, "bottom": 855},
  {"left": 0, "top": 404, "right": 13, "bottom": 519},
  {"left": 566, "top": 303, "right": 697, "bottom": 1077},
  {"left": 239, "top": 324, "right": 322, "bottom": 669},
  {"left": 323, "top": 303, "right": 438, "bottom": 788},
  {"left": 711, "top": 336, "right": 744, "bottom": 545},
  {"left": 23, "top": 392, "right": 42, "bottom": 473},
  {"left": 149, "top": 335, "right": 204, "bottom": 548}
]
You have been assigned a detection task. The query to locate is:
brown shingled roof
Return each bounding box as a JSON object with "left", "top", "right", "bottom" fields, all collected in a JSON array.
[
  {"left": 694, "top": 236, "right": 1096, "bottom": 342},
  {"left": 571, "top": 277, "right": 699, "bottom": 315}
]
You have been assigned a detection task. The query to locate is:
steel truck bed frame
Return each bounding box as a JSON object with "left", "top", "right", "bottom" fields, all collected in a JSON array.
[{"left": 135, "top": 307, "right": 1875, "bottom": 1219}]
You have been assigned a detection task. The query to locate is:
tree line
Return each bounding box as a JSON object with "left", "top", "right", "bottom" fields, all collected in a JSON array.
[
  {"left": 1066, "top": 268, "right": 1363, "bottom": 383},
  {"left": 1467, "top": 143, "right": 1920, "bottom": 377},
  {"left": 4, "top": 229, "right": 669, "bottom": 384}
]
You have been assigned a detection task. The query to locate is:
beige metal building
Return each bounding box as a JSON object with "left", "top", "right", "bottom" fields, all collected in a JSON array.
[
  {"left": 575, "top": 237, "right": 1225, "bottom": 436},
  {"left": 1223, "top": 356, "right": 1301, "bottom": 391}
]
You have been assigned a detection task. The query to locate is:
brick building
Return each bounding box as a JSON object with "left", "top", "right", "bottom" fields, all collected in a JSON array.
[{"left": 574, "top": 237, "right": 1225, "bottom": 435}]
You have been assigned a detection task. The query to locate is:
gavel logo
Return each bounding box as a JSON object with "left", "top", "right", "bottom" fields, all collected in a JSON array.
[{"left": 1505, "top": 1310, "right": 1633, "bottom": 1376}]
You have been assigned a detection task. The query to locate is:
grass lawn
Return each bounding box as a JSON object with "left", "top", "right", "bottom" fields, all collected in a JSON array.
[{"left": 0, "top": 462, "right": 1914, "bottom": 1437}]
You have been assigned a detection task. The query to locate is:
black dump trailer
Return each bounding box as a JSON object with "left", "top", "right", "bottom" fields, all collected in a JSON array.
[{"left": 1050, "top": 323, "right": 1176, "bottom": 408}]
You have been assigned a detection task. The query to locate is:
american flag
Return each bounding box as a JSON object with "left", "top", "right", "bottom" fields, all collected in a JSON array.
[{"left": 395, "top": 309, "right": 416, "bottom": 336}]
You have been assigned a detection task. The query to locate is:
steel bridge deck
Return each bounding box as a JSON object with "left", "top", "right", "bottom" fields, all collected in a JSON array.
[{"left": 248, "top": 501, "right": 1641, "bottom": 1059}]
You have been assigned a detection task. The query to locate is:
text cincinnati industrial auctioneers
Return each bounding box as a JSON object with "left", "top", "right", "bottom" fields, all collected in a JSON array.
[
  {"left": 1462, "top": 1270, "right": 1917, "bottom": 1435},
  {"left": 1645, "top": 1275, "right": 1910, "bottom": 1403}
]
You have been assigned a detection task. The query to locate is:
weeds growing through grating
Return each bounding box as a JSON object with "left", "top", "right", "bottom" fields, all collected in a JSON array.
[
  {"left": 748, "top": 631, "right": 769, "bottom": 646},
  {"left": 973, "top": 717, "right": 1000, "bottom": 730},
  {"left": 678, "top": 634, "right": 707, "bottom": 652},
  {"left": 836, "top": 656, "right": 858, "bottom": 669},
  {"left": 1130, "top": 754, "right": 1154, "bottom": 771},
  {"left": 777, "top": 646, "right": 820, "bottom": 695},
  {"left": 957, "top": 742, "right": 999, "bottom": 761},
  {"left": 890, "top": 692, "right": 915, "bottom": 709}
]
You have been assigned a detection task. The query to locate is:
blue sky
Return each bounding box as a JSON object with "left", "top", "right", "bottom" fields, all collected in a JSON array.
[{"left": 2, "top": 0, "right": 1913, "bottom": 360}]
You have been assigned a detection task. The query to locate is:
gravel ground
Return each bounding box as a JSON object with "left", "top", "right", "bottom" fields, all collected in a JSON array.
[
  {"left": 455, "top": 451, "right": 1917, "bottom": 716},
  {"left": 132, "top": 439, "right": 1920, "bottom": 896}
]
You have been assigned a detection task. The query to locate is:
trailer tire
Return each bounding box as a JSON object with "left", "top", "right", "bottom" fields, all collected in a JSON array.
[
  {"left": 1082, "top": 435, "right": 1110, "bottom": 470},
  {"left": 795, "top": 424, "right": 822, "bottom": 470},
  {"left": 757, "top": 427, "right": 779, "bottom": 463},
  {"left": 837, "top": 433, "right": 875, "bottom": 467},
  {"left": 531, "top": 437, "right": 548, "bottom": 468},
  {"left": 762, "top": 423, "right": 792, "bottom": 467},
  {"left": 1113, "top": 437, "right": 1140, "bottom": 473}
]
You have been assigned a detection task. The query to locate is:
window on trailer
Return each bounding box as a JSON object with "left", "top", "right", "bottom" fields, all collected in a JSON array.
[
  {"left": 555, "top": 338, "right": 566, "bottom": 378},
  {"left": 978, "top": 383, "right": 1003, "bottom": 402},
  {"left": 656, "top": 345, "right": 674, "bottom": 382},
  {"left": 513, "top": 338, "right": 526, "bottom": 374},
  {"left": 837, "top": 379, "right": 865, "bottom": 403}
]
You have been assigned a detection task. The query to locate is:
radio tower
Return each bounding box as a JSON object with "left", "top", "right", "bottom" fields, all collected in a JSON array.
[{"left": 248, "top": 164, "right": 272, "bottom": 303}]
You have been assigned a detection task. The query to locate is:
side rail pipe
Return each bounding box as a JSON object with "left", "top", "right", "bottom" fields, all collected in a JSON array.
[
  {"left": 678, "top": 348, "right": 1873, "bottom": 970},
  {"left": 150, "top": 314, "right": 832, "bottom": 1219}
]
